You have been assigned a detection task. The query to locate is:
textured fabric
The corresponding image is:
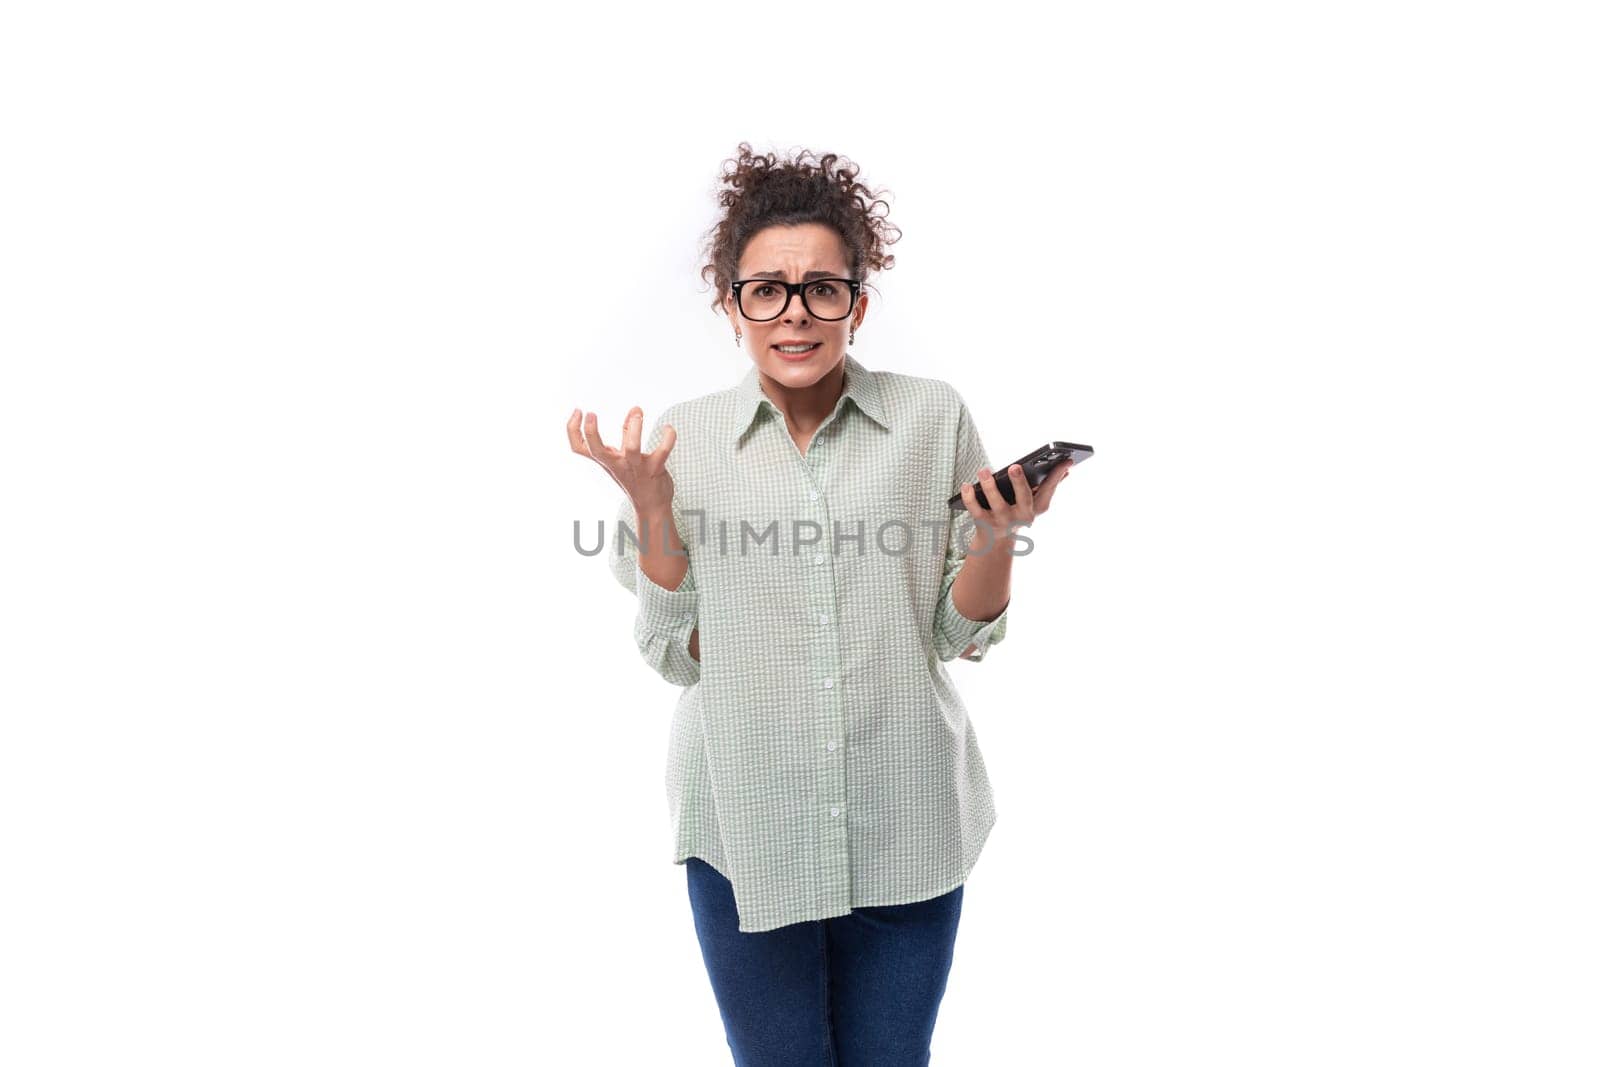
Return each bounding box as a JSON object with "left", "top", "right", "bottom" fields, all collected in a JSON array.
[
  {"left": 607, "top": 352, "right": 1009, "bottom": 933},
  {"left": 684, "top": 856, "right": 963, "bottom": 1065}
]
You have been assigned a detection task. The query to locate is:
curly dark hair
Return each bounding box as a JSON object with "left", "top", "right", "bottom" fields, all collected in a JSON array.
[{"left": 699, "top": 142, "right": 902, "bottom": 316}]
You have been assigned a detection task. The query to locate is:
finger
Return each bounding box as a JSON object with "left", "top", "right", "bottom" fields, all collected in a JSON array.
[
  {"left": 959, "top": 481, "right": 986, "bottom": 544},
  {"left": 566, "top": 407, "right": 589, "bottom": 454},
  {"left": 1006, "top": 463, "right": 1032, "bottom": 505},
  {"left": 1034, "top": 482, "right": 1057, "bottom": 513},
  {"left": 968, "top": 472, "right": 1005, "bottom": 551},
  {"left": 620, "top": 406, "right": 643, "bottom": 460},
  {"left": 959, "top": 479, "right": 981, "bottom": 521},
  {"left": 580, "top": 410, "right": 615, "bottom": 463},
  {"left": 1007, "top": 464, "right": 1039, "bottom": 524},
  {"left": 976, "top": 466, "right": 1009, "bottom": 520},
  {"left": 653, "top": 422, "right": 678, "bottom": 465}
]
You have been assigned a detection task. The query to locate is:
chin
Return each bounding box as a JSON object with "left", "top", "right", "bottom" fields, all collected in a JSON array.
[{"left": 765, "top": 348, "right": 840, "bottom": 379}]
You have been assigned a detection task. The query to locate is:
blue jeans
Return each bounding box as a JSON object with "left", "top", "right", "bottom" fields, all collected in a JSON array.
[{"left": 684, "top": 856, "right": 964, "bottom": 1066}]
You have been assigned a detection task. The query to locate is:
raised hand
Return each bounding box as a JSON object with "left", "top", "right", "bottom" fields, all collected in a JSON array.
[{"left": 567, "top": 406, "right": 678, "bottom": 515}]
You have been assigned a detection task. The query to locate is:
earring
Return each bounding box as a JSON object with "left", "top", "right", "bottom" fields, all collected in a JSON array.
[
  {"left": 849, "top": 328, "right": 855, "bottom": 346},
  {"left": 733, "top": 331, "right": 742, "bottom": 347}
]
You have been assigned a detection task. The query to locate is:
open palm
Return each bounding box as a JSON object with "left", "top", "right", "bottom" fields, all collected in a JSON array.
[{"left": 567, "top": 406, "right": 678, "bottom": 515}]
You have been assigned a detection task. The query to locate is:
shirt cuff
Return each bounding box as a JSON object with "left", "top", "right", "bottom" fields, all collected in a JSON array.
[
  {"left": 935, "top": 581, "right": 1010, "bottom": 662},
  {"left": 633, "top": 559, "right": 698, "bottom": 640}
]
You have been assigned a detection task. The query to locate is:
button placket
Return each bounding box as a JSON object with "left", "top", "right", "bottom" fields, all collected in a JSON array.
[{"left": 801, "top": 431, "right": 850, "bottom": 892}]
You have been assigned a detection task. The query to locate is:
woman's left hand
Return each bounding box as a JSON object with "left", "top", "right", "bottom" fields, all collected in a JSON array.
[{"left": 958, "top": 459, "right": 1073, "bottom": 549}]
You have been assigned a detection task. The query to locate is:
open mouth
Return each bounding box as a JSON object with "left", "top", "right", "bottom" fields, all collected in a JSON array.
[{"left": 773, "top": 342, "right": 822, "bottom": 358}]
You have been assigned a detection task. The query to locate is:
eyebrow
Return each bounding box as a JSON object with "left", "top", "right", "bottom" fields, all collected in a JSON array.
[{"left": 750, "top": 270, "right": 845, "bottom": 280}]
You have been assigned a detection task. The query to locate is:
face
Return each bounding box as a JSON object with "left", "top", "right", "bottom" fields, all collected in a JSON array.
[{"left": 722, "top": 222, "right": 868, "bottom": 391}]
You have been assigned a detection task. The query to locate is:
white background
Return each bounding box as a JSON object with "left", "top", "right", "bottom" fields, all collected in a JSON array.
[{"left": 3, "top": 2, "right": 1596, "bottom": 1064}]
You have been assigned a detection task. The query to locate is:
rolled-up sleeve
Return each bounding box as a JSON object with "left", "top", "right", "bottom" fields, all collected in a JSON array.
[
  {"left": 606, "top": 416, "right": 700, "bottom": 687},
  {"left": 932, "top": 398, "right": 1010, "bottom": 663}
]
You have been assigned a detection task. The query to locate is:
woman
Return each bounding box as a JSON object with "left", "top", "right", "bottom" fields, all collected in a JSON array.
[{"left": 567, "top": 143, "right": 1072, "bottom": 1066}]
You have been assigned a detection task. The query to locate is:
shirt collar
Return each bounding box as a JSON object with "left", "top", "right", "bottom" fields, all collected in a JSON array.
[{"left": 730, "top": 352, "right": 889, "bottom": 451}]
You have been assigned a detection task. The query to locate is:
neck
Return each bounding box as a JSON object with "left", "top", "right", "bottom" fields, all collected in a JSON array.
[{"left": 758, "top": 358, "right": 847, "bottom": 436}]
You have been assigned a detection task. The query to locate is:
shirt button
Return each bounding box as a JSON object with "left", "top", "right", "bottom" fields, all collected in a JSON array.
[
  {"left": 826, "top": 740, "right": 837, "bottom": 751},
  {"left": 830, "top": 806, "right": 841, "bottom": 817},
  {"left": 813, "top": 555, "right": 824, "bottom": 566},
  {"left": 681, "top": 612, "right": 693, "bottom": 622},
  {"left": 822, "top": 678, "right": 833, "bottom": 689},
  {"left": 809, "top": 489, "right": 819, "bottom": 501},
  {"left": 819, "top": 613, "right": 829, "bottom": 626}
]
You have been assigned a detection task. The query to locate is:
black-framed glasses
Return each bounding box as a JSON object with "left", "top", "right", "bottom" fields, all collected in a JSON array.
[{"left": 730, "top": 277, "right": 861, "bottom": 322}]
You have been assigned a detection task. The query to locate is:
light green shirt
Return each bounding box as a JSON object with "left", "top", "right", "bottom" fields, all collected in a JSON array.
[{"left": 608, "top": 352, "right": 1009, "bottom": 932}]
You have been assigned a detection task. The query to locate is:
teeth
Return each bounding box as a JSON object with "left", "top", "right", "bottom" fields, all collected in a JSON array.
[{"left": 777, "top": 344, "right": 818, "bottom": 353}]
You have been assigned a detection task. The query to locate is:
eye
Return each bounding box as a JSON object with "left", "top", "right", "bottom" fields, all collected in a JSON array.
[
  {"left": 809, "top": 281, "right": 839, "bottom": 296},
  {"left": 753, "top": 284, "right": 779, "bottom": 298}
]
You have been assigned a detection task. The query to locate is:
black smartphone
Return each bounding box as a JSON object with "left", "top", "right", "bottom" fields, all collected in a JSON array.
[{"left": 948, "top": 441, "right": 1093, "bottom": 511}]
